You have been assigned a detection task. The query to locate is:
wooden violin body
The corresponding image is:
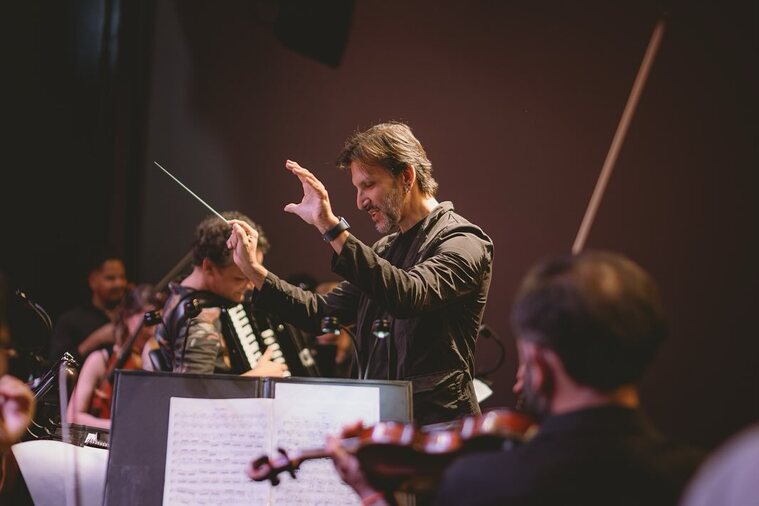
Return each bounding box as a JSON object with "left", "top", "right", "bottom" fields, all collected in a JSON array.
[
  {"left": 249, "top": 408, "right": 536, "bottom": 494},
  {"left": 88, "top": 348, "right": 141, "bottom": 419}
]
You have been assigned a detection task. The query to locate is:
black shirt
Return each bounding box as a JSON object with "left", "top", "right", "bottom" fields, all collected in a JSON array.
[
  {"left": 48, "top": 302, "right": 110, "bottom": 362},
  {"left": 256, "top": 202, "right": 494, "bottom": 423},
  {"left": 435, "top": 406, "right": 704, "bottom": 506},
  {"left": 362, "top": 219, "right": 423, "bottom": 380}
]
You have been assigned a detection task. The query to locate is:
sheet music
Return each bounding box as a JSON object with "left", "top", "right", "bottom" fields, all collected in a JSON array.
[
  {"left": 162, "top": 397, "right": 273, "bottom": 506},
  {"left": 270, "top": 383, "right": 381, "bottom": 506}
]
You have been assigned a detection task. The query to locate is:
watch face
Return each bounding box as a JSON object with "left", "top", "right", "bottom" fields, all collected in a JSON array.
[{"left": 324, "top": 217, "right": 349, "bottom": 242}]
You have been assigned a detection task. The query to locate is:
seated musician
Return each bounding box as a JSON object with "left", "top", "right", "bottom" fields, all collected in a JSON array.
[
  {"left": 66, "top": 284, "right": 158, "bottom": 430},
  {"left": 327, "top": 251, "right": 704, "bottom": 505},
  {"left": 151, "top": 211, "right": 287, "bottom": 377}
]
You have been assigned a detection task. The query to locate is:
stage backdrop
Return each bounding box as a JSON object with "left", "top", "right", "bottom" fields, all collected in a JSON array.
[{"left": 7, "top": 0, "right": 753, "bottom": 451}]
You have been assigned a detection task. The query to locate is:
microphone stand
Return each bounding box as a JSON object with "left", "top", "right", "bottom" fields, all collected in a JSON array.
[
  {"left": 15, "top": 289, "right": 53, "bottom": 332},
  {"left": 320, "top": 317, "right": 363, "bottom": 379}
]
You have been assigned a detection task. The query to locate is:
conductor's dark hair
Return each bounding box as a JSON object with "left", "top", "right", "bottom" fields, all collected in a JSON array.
[{"left": 336, "top": 121, "right": 438, "bottom": 197}]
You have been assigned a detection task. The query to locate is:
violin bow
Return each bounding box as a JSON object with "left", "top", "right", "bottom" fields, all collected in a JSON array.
[{"left": 572, "top": 18, "right": 666, "bottom": 254}]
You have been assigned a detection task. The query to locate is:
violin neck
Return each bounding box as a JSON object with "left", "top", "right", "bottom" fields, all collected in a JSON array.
[
  {"left": 107, "top": 322, "right": 145, "bottom": 382},
  {"left": 278, "top": 437, "right": 361, "bottom": 469},
  {"left": 290, "top": 448, "right": 330, "bottom": 466}
]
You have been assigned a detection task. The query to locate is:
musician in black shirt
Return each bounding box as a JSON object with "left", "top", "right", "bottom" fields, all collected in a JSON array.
[
  {"left": 228, "top": 122, "right": 494, "bottom": 424},
  {"left": 152, "top": 212, "right": 286, "bottom": 377},
  {"left": 326, "top": 251, "right": 704, "bottom": 506}
]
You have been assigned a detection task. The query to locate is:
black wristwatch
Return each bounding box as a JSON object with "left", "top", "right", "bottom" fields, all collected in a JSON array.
[{"left": 322, "top": 216, "right": 350, "bottom": 242}]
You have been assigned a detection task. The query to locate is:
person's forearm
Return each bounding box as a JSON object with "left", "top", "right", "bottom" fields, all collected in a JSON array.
[
  {"left": 314, "top": 214, "right": 349, "bottom": 255},
  {"left": 69, "top": 411, "right": 111, "bottom": 430},
  {"left": 77, "top": 323, "right": 115, "bottom": 357},
  {"left": 241, "top": 262, "right": 269, "bottom": 290}
]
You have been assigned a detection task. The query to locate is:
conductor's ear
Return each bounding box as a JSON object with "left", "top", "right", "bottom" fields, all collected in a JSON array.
[{"left": 401, "top": 164, "right": 415, "bottom": 192}]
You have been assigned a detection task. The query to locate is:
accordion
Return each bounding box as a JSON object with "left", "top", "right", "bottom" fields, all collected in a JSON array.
[{"left": 219, "top": 304, "right": 320, "bottom": 377}]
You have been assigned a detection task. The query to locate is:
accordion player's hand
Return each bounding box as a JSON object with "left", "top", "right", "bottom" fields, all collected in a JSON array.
[{"left": 243, "top": 347, "right": 288, "bottom": 378}]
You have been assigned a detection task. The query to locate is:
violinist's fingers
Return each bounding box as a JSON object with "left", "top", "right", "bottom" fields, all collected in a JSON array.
[
  {"left": 326, "top": 435, "right": 352, "bottom": 475},
  {"left": 245, "top": 460, "right": 257, "bottom": 479},
  {"left": 325, "top": 434, "right": 340, "bottom": 455},
  {"left": 340, "top": 420, "right": 365, "bottom": 438}
]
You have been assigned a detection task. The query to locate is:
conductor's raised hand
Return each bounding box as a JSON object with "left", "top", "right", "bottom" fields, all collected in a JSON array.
[
  {"left": 226, "top": 219, "right": 266, "bottom": 286},
  {"left": 284, "top": 160, "right": 340, "bottom": 234}
]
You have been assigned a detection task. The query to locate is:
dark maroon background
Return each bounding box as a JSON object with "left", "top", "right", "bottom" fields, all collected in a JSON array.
[{"left": 5, "top": 0, "right": 757, "bottom": 450}]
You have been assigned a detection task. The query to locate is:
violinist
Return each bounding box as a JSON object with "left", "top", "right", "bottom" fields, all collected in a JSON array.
[
  {"left": 328, "top": 251, "right": 704, "bottom": 505},
  {"left": 66, "top": 284, "right": 157, "bottom": 430}
]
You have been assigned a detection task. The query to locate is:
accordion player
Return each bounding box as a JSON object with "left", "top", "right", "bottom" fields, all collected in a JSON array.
[{"left": 151, "top": 289, "right": 320, "bottom": 377}]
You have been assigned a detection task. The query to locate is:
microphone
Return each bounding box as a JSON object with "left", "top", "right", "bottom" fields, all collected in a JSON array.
[
  {"left": 475, "top": 322, "right": 505, "bottom": 377},
  {"left": 143, "top": 309, "right": 164, "bottom": 327},
  {"left": 478, "top": 323, "right": 493, "bottom": 338},
  {"left": 15, "top": 289, "right": 53, "bottom": 332},
  {"left": 363, "top": 319, "right": 390, "bottom": 380}
]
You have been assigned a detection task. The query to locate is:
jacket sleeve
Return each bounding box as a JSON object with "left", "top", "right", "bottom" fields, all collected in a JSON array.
[
  {"left": 254, "top": 273, "right": 362, "bottom": 334},
  {"left": 332, "top": 232, "right": 492, "bottom": 319},
  {"left": 174, "top": 308, "right": 223, "bottom": 374}
]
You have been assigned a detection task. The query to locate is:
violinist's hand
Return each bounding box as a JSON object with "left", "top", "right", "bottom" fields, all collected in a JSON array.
[
  {"left": 327, "top": 421, "right": 388, "bottom": 505},
  {"left": 227, "top": 219, "right": 267, "bottom": 288},
  {"left": 243, "top": 347, "right": 288, "bottom": 378},
  {"left": 283, "top": 160, "right": 341, "bottom": 235},
  {"left": 0, "top": 374, "right": 35, "bottom": 450}
]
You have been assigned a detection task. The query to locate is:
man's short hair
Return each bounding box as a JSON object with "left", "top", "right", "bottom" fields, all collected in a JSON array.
[
  {"left": 511, "top": 251, "right": 667, "bottom": 391},
  {"left": 336, "top": 121, "right": 438, "bottom": 197},
  {"left": 84, "top": 246, "right": 124, "bottom": 275},
  {"left": 192, "top": 211, "right": 270, "bottom": 267}
]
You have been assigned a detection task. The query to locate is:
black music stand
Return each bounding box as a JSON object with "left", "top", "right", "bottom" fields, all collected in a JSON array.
[{"left": 103, "top": 370, "right": 412, "bottom": 505}]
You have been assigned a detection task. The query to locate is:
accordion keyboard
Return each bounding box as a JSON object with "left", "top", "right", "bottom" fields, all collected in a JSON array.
[{"left": 227, "top": 304, "right": 291, "bottom": 377}]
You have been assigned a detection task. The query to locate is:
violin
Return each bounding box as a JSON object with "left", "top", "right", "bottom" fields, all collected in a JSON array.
[
  {"left": 248, "top": 408, "right": 536, "bottom": 494},
  {"left": 88, "top": 329, "right": 146, "bottom": 419}
]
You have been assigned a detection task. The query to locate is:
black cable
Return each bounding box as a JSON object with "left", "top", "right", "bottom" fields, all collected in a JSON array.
[
  {"left": 363, "top": 338, "right": 380, "bottom": 380},
  {"left": 476, "top": 323, "right": 506, "bottom": 377},
  {"left": 340, "top": 324, "right": 363, "bottom": 380}
]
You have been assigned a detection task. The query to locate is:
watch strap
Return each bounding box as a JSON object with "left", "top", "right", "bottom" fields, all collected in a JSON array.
[{"left": 322, "top": 216, "right": 350, "bottom": 242}]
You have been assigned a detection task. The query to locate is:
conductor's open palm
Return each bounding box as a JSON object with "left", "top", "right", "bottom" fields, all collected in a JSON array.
[{"left": 283, "top": 160, "right": 335, "bottom": 228}]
